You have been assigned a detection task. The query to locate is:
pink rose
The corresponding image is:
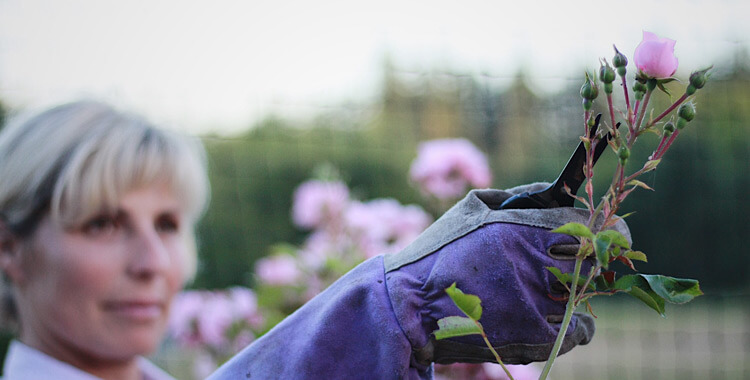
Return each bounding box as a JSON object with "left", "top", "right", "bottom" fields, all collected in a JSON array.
[{"left": 634, "top": 31, "right": 679, "bottom": 78}]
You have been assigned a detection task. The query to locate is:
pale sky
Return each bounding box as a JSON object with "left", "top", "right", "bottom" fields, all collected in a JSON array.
[{"left": 0, "top": 0, "right": 747, "bottom": 135}]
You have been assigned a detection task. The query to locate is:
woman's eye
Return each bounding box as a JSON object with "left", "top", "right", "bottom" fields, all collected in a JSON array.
[
  {"left": 156, "top": 214, "right": 179, "bottom": 233},
  {"left": 82, "top": 215, "right": 119, "bottom": 236}
]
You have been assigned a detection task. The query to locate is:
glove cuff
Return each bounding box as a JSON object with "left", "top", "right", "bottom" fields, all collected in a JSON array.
[{"left": 385, "top": 188, "right": 631, "bottom": 273}]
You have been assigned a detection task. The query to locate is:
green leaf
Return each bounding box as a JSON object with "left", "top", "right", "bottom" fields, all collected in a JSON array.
[
  {"left": 628, "top": 285, "right": 666, "bottom": 317},
  {"left": 612, "top": 274, "right": 646, "bottom": 290},
  {"left": 612, "top": 274, "right": 666, "bottom": 316},
  {"left": 434, "top": 316, "right": 482, "bottom": 340},
  {"left": 624, "top": 250, "right": 648, "bottom": 262},
  {"left": 445, "top": 283, "right": 482, "bottom": 320},
  {"left": 546, "top": 267, "right": 595, "bottom": 290},
  {"left": 552, "top": 222, "right": 594, "bottom": 240},
  {"left": 596, "top": 230, "right": 631, "bottom": 249},
  {"left": 656, "top": 81, "right": 673, "bottom": 97},
  {"left": 627, "top": 179, "right": 654, "bottom": 191},
  {"left": 594, "top": 275, "right": 611, "bottom": 291},
  {"left": 594, "top": 271, "right": 617, "bottom": 291},
  {"left": 594, "top": 235, "right": 612, "bottom": 269},
  {"left": 546, "top": 266, "right": 567, "bottom": 284},
  {"left": 640, "top": 275, "right": 703, "bottom": 304},
  {"left": 643, "top": 159, "right": 661, "bottom": 172}
]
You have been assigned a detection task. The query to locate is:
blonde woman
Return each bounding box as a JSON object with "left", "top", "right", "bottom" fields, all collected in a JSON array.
[{"left": 0, "top": 101, "right": 208, "bottom": 379}]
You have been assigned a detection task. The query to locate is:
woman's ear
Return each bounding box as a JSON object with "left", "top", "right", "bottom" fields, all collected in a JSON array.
[{"left": 0, "top": 221, "right": 26, "bottom": 284}]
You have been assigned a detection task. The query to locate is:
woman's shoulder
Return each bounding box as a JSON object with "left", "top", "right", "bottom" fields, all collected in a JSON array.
[
  {"left": 2, "top": 341, "right": 102, "bottom": 380},
  {"left": 2, "top": 341, "right": 175, "bottom": 380}
]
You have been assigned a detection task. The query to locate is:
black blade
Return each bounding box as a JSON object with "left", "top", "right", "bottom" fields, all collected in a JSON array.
[
  {"left": 498, "top": 114, "right": 612, "bottom": 209},
  {"left": 549, "top": 116, "right": 611, "bottom": 206}
]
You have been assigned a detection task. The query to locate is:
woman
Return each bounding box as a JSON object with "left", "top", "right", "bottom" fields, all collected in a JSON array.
[{"left": 0, "top": 101, "right": 209, "bottom": 379}]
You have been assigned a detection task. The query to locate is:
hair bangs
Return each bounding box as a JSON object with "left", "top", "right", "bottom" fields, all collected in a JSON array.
[{"left": 51, "top": 116, "right": 209, "bottom": 229}]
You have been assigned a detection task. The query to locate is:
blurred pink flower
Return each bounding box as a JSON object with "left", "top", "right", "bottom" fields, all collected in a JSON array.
[
  {"left": 298, "top": 230, "right": 338, "bottom": 268},
  {"left": 435, "top": 363, "right": 544, "bottom": 380},
  {"left": 481, "top": 363, "right": 543, "bottom": 380},
  {"left": 169, "top": 288, "right": 262, "bottom": 350},
  {"left": 168, "top": 288, "right": 263, "bottom": 377},
  {"left": 634, "top": 31, "right": 679, "bottom": 79},
  {"left": 168, "top": 291, "right": 205, "bottom": 345},
  {"left": 255, "top": 254, "right": 302, "bottom": 286},
  {"left": 410, "top": 138, "right": 492, "bottom": 200},
  {"left": 229, "top": 287, "right": 263, "bottom": 328},
  {"left": 292, "top": 180, "right": 350, "bottom": 229},
  {"left": 344, "top": 199, "right": 432, "bottom": 257},
  {"left": 196, "top": 294, "right": 234, "bottom": 347}
]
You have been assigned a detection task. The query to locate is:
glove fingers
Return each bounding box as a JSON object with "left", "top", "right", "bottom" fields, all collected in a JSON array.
[{"left": 428, "top": 312, "right": 595, "bottom": 365}]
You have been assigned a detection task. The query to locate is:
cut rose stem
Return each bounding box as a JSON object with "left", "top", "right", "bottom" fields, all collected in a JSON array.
[{"left": 539, "top": 258, "right": 583, "bottom": 380}]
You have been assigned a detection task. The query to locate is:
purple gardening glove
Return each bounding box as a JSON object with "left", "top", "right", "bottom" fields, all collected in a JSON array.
[
  {"left": 207, "top": 184, "right": 629, "bottom": 380},
  {"left": 385, "top": 184, "right": 630, "bottom": 366}
]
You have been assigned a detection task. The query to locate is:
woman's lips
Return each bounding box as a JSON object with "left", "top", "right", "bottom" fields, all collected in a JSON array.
[{"left": 102, "top": 300, "right": 164, "bottom": 321}]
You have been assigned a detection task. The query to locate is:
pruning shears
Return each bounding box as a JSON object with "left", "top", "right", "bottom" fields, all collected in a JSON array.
[{"left": 498, "top": 114, "right": 611, "bottom": 209}]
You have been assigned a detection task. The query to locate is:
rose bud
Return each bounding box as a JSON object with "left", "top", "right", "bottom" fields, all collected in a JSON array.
[
  {"left": 613, "top": 45, "right": 628, "bottom": 78},
  {"left": 580, "top": 72, "right": 599, "bottom": 100},
  {"left": 687, "top": 66, "right": 712, "bottom": 95},
  {"left": 618, "top": 145, "right": 630, "bottom": 164},
  {"left": 663, "top": 121, "right": 676, "bottom": 134},
  {"left": 676, "top": 117, "right": 688, "bottom": 130},
  {"left": 600, "top": 63, "right": 616, "bottom": 84},
  {"left": 678, "top": 102, "right": 696, "bottom": 122},
  {"left": 633, "top": 81, "right": 647, "bottom": 93},
  {"left": 689, "top": 67, "right": 710, "bottom": 89},
  {"left": 663, "top": 121, "right": 675, "bottom": 138}
]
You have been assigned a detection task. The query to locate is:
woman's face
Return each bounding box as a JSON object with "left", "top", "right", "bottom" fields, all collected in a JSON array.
[{"left": 13, "top": 185, "right": 189, "bottom": 364}]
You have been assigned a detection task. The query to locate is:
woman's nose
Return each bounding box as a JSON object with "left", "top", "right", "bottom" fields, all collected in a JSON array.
[{"left": 127, "top": 228, "right": 171, "bottom": 280}]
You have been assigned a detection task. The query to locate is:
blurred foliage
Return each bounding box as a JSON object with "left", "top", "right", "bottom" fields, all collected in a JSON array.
[
  {"left": 193, "top": 118, "right": 424, "bottom": 288},
  {"left": 194, "top": 50, "right": 749, "bottom": 292}
]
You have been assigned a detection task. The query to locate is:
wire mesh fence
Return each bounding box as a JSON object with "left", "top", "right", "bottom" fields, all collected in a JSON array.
[{"left": 545, "top": 293, "right": 750, "bottom": 380}]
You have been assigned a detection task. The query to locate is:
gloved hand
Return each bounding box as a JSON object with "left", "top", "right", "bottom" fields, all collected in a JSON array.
[
  {"left": 385, "top": 184, "right": 631, "bottom": 365},
  {"left": 207, "top": 184, "right": 630, "bottom": 380}
]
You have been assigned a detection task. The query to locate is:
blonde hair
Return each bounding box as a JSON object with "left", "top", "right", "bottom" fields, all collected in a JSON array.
[{"left": 0, "top": 101, "right": 209, "bottom": 280}]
